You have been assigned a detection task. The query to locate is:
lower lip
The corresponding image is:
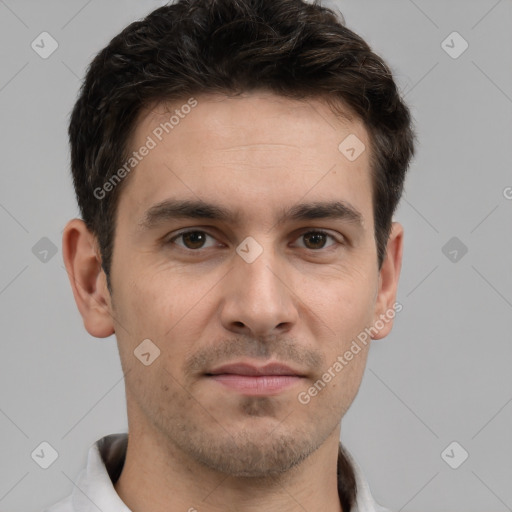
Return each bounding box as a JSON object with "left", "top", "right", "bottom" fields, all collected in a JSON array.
[{"left": 208, "top": 374, "right": 302, "bottom": 395}]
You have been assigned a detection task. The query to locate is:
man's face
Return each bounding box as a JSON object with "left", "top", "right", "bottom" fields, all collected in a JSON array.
[{"left": 107, "top": 92, "right": 390, "bottom": 476}]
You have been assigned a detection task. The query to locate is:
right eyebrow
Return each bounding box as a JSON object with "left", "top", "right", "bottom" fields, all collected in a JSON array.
[{"left": 138, "top": 199, "right": 240, "bottom": 231}]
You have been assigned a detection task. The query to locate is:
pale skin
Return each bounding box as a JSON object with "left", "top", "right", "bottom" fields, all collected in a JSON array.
[{"left": 63, "top": 91, "right": 403, "bottom": 512}]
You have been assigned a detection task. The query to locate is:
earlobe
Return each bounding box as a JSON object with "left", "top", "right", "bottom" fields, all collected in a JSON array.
[
  {"left": 62, "top": 219, "right": 115, "bottom": 338},
  {"left": 372, "top": 221, "right": 403, "bottom": 340}
]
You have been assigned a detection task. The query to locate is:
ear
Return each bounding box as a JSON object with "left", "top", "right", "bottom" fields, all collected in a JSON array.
[
  {"left": 62, "top": 219, "right": 115, "bottom": 338},
  {"left": 371, "top": 221, "right": 403, "bottom": 340}
]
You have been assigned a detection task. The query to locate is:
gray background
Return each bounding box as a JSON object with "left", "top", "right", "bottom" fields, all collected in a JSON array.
[{"left": 0, "top": 0, "right": 511, "bottom": 511}]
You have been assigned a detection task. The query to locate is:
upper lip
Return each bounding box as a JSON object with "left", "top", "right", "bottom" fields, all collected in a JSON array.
[{"left": 206, "top": 362, "right": 305, "bottom": 377}]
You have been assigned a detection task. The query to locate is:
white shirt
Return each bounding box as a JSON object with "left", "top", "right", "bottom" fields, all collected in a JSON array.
[{"left": 44, "top": 433, "right": 391, "bottom": 512}]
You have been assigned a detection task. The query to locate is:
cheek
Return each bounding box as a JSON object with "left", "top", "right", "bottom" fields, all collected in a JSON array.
[
  {"left": 318, "top": 271, "right": 377, "bottom": 331},
  {"left": 311, "top": 274, "right": 376, "bottom": 389},
  {"left": 305, "top": 334, "right": 371, "bottom": 413},
  {"left": 335, "top": 346, "right": 370, "bottom": 407},
  {"left": 114, "top": 267, "right": 182, "bottom": 334},
  {"left": 118, "top": 273, "right": 212, "bottom": 368}
]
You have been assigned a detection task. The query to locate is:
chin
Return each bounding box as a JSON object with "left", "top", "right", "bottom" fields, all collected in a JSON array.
[{"left": 179, "top": 422, "right": 322, "bottom": 478}]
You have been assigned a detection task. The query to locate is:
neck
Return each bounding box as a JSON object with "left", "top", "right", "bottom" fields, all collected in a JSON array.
[{"left": 114, "top": 419, "right": 347, "bottom": 512}]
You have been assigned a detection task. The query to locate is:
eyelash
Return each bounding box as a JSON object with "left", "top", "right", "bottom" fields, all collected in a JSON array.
[{"left": 166, "top": 229, "right": 342, "bottom": 252}]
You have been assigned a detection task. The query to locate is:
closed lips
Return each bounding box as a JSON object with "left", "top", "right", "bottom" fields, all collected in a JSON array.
[{"left": 206, "top": 362, "right": 305, "bottom": 377}]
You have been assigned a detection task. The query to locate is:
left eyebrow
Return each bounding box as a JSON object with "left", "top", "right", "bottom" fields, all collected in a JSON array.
[
  {"left": 137, "top": 198, "right": 364, "bottom": 231},
  {"left": 275, "top": 201, "right": 364, "bottom": 228}
]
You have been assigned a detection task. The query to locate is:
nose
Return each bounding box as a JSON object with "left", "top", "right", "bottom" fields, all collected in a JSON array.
[{"left": 219, "top": 245, "right": 298, "bottom": 338}]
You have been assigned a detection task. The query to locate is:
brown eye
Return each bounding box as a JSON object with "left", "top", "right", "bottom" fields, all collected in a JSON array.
[
  {"left": 181, "top": 231, "right": 207, "bottom": 249},
  {"left": 301, "top": 231, "right": 333, "bottom": 250},
  {"left": 169, "top": 230, "right": 217, "bottom": 250},
  {"left": 303, "top": 232, "right": 326, "bottom": 249}
]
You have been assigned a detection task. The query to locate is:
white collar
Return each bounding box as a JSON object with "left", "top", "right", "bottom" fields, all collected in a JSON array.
[{"left": 45, "top": 433, "right": 391, "bottom": 512}]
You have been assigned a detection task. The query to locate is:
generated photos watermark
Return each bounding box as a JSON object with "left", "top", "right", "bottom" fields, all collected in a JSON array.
[
  {"left": 298, "top": 301, "right": 403, "bottom": 405},
  {"left": 93, "top": 97, "right": 198, "bottom": 200}
]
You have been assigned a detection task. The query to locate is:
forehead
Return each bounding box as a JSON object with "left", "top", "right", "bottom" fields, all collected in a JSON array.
[
  {"left": 135, "top": 92, "right": 362, "bottom": 151},
  {"left": 118, "top": 91, "right": 373, "bottom": 230}
]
